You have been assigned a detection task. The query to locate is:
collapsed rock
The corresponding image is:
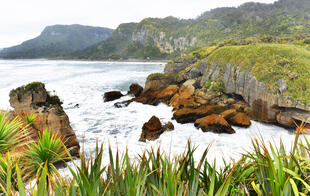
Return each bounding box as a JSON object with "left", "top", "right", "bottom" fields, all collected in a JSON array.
[
  {"left": 104, "top": 91, "right": 124, "bottom": 102},
  {"left": 194, "top": 114, "right": 235, "bottom": 134}
]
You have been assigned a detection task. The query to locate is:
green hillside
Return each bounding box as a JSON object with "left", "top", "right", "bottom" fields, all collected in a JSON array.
[
  {"left": 0, "top": 24, "right": 113, "bottom": 59},
  {"left": 75, "top": 0, "right": 310, "bottom": 60}
]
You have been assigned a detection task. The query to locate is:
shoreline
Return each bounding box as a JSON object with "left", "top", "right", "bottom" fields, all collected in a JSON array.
[{"left": 0, "top": 57, "right": 169, "bottom": 63}]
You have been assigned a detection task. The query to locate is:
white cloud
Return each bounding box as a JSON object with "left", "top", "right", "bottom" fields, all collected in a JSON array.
[{"left": 0, "top": 0, "right": 276, "bottom": 48}]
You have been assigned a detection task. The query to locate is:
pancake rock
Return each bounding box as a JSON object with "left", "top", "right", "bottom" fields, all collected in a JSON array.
[{"left": 9, "top": 82, "right": 80, "bottom": 156}]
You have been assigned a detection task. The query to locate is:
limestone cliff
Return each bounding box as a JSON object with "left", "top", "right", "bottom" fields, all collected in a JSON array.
[{"left": 163, "top": 43, "right": 310, "bottom": 128}]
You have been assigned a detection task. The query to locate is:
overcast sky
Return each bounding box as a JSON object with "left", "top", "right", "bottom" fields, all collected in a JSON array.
[{"left": 0, "top": 0, "right": 277, "bottom": 48}]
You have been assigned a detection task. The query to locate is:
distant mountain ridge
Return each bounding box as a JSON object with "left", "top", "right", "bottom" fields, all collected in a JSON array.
[
  {"left": 73, "top": 0, "right": 310, "bottom": 60},
  {"left": 1, "top": 0, "right": 310, "bottom": 60},
  {"left": 0, "top": 24, "right": 114, "bottom": 59}
]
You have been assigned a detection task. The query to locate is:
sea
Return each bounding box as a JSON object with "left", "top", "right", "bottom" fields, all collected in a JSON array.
[{"left": 0, "top": 59, "right": 305, "bottom": 168}]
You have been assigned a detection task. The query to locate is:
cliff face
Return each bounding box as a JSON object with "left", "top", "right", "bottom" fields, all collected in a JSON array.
[
  {"left": 73, "top": 0, "right": 310, "bottom": 60},
  {"left": 161, "top": 43, "right": 310, "bottom": 128},
  {"left": 132, "top": 19, "right": 198, "bottom": 54},
  {"left": 9, "top": 82, "right": 80, "bottom": 156}
]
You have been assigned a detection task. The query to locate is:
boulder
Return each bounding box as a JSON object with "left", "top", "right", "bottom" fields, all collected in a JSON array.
[
  {"left": 227, "top": 113, "right": 251, "bottom": 127},
  {"left": 170, "top": 79, "right": 198, "bottom": 109},
  {"left": 194, "top": 114, "right": 235, "bottom": 134},
  {"left": 9, "top": 82, "right": 80, "bottom": 156},
  {"left": 139, "top": 116, "right": 164, "bottom": 142},
  {"left": 163, "top": 121, "right": 174, "bottom": 131},
  {"left": 104, "top": 91, "right": 124, "bottom": 102},
  {"left": 173, "top": 105, "right": 228, "bottom": 124},
  {"left": 221, "top": 109, "right": 251, "bottom": 127},
  {"left": 128, "top": 83, "right": 143, "bottom": 97}
]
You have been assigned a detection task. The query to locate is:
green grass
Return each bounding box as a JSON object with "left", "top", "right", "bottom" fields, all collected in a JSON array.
[{"left": 206, "top": 44, "right": 310, "bottom": 104}]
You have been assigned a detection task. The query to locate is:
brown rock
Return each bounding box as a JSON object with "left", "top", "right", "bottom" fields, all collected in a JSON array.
[
  {"left": 133, "top": 91, "right": 160, "bottom": 105},
  {"left": 173, "top": 105, "right": 228, "bottom": 124},
  {"left": 170, "top": 80, "right": 198, "bottom": 109},
  {"left": 194, "top": 114, "right": 235, "bottom": 134},
  {"left": 104, "top": 91, "right": 124, "bottom": 102},
  {"left": 221, "top": 109, "right": 238, "bottom": 120},
  {"left": 156, "top": 85, "right": 179, "bottom": 104},
  {"left": 139, "top": 116, "right": 164, "bottom": 142},
  {"left": 163, "top": 121, "right": 174, "bottom": 131},
  {"left": 9, "top": 82, "right": 80, "bottom": 156},
  {"left": 128, "top": 83, "right": 143, "bottom": 97},
  {"left": 227, "top": 113, "right": 251, "bottom": 127}
]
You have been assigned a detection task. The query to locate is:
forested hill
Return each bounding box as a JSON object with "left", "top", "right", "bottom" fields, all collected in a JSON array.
[
  {"left": 0, "top": 24, "right": 114, "bottom": 59},
  {"left": 73, "top": 0, "right": 310, "bottom": 60}
]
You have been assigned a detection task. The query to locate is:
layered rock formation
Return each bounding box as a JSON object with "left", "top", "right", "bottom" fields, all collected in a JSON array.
[
  {"left": 9, "top": 82, "right": 80, "bottom": 156},
  {"left": 161, "top": 44, "right": 310, "bottom": 131}
]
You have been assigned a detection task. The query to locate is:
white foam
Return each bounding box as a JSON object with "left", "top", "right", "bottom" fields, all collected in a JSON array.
[{"left": 0, "top": 59, "right": 308, "bottom": 171}]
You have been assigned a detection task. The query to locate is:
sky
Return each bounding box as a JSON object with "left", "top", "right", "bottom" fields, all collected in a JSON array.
[{"left": 0, "top": 0, "right": 277, "bottom": 48}]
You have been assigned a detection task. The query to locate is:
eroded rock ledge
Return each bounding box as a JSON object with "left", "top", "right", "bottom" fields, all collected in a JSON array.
[
  {"left": 9, "top": 82, "right": 80, "bottom": 156},
  {"left": 112, "top": 44, "right": 310, "bottom": 137}
]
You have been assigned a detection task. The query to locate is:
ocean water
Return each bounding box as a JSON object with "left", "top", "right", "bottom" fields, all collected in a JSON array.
[{"left": 0, "top": 59, "right": 306, "bottom": 167}]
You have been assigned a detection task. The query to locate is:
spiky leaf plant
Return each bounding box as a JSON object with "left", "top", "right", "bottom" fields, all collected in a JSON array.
[
  {"left": 23, "top": 113, "right": 37, "bottom": 125},
  {"left": 0, "top": 110, "right": 26, "bottom": 153},
  {"left": 23, "top": 129, "right": 67, "bottom": 186}
]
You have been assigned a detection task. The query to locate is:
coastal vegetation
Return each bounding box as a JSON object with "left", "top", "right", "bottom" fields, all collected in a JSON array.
[
  {"left": 172, "top": 41, "right": 310, "bottom": 105},
  {"left": 0, "top": 109, "right": 309, "bottom": 195}
]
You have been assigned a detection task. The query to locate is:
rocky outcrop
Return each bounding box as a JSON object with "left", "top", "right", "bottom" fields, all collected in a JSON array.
[
  {"left": 139, "top": 116, "right": 174, "bottom": 142},
  {"left": 165, "top": 50, "right": 310, "bottom": 129},
  {"left": 173, "top": 105, "right": 228, "bottom": 124},
  {"left": 9, "top": 82, "right": 80, "bottom": 156},
  {"left": 169, "top": 80, "right": 198, "bottom": 109},
  {"left": 197, "top": 63, "right": 310, "bottom": 127},
  {"left": 128, "top": 83, "right": 143, "bottom": 97},
  {"left": 194, "top": 114, "right": 235, "bottom": 134},
  {"left": 104, "top": 91, "right": 124, "bottom": 102}
]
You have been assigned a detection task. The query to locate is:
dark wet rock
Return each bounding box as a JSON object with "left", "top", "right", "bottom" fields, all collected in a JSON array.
[
  {"left": 104, "top": 91, "right": 124, "bottom": 102},
  {"left": 128, "top": 83, "right": 143, "bottom": 97}
]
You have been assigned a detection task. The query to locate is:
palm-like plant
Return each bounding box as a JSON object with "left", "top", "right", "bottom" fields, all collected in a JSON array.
[
  {"left": 23, "top": 129, "right": 67, "bottom": 187},
  {"left": 23, "top": 113, "right": 37, "bottom": 126},
  {"left": 0, "top": 110, "right": 26, "bottom": 153}
]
